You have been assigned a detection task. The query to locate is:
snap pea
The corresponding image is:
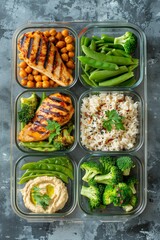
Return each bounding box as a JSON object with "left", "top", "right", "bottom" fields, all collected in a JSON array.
[
  {"left": 81, "top": 74, "right": 97, "bottom": 87},
  {"left": 111, "top": 49, "right": 131, "bottom": 58},
  {"left": 85, "top": 64, "right": 91, "bottom": 72},
  {"left": 101, "top": 34, "right": 114, "bottom": 43},
  {"left": 99, "top": 71, "right": 134, "bottom": 86},
  {"left": 118, "top": 77, "right": 137, "bottom": 87},
  {"left": 81, "top": 36, "right": 85, "bottom": 46},
  {"left": 90, "top": 66, "right": 128, "bottom": 82},
  {"left": 92, "top": 36, "right": 101, "bottom": 41},
  {"left": 21, "top": 162, "right": 73, "bottom": 179},
  {"left": 89, "top": 39, "right": 96, "bottom": 51},
  {"left": 82, "top": 45, "right": 138, "bottom": 66},
  {"left": 84, "top": 37, "right": 91, "bottom": 47},
  {"left": 38, "top": 156, "right": 73, "bottom": 170},
  {"left": 18, "top": 172, "right": 69, "bottom": 184},
  {"left": 79, "top": 56, "right": 118, "bottom": 71}
]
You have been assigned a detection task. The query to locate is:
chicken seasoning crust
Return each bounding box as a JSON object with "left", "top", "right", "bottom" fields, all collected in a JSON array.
[
  {"left": 18, "top": 31, "right": 73, "bottom": 87},
  {"left": 18, "top": 92, "right": 74, "bottom": 142}
]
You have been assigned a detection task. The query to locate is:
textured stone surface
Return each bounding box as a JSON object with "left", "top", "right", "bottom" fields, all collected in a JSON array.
[{"left": 0, "top": 0, "right": 160, "bottom": 239}]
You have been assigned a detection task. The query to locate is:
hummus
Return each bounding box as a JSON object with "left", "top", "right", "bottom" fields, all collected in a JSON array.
[{"left": 21, "top": 176, "right": 68, "bottom": 213}]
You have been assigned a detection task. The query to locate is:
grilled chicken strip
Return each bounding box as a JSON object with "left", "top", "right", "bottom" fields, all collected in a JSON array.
[
  {"left": 18, "top": 31, "right": 73, "bottom": 86},
  {"left": 18, "top": 93, "right": 74, "bottom": 142}
]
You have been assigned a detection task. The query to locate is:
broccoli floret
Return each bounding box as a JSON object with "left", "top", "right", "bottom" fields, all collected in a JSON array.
[
  {"left": 94, "top": 166, "right": 123, "bottom": 185},
  {"left": 99, "top": 156, "right": 116, "bottom": 173},
  {"left": 80, "top": 161, "right": 102, "bottom": 182},
  {"left": 114, "top": 32, "right": 137, "bottom": 54},
  {"left": 111, "top": 183, "right": 133, "bottom": 207},
  {"left": 126, "top": 176, "right": 138, "bottom": 194},
  {"left": 81, "top": 185, "right": 101, "bottom": 210},
  {"left": 18, "top": 93, "right": 39, "bottom": 124},
  {"left": 116, "top": 156, "right": 135, "bottom": 176},
  {"left": 103, "top": 185, "right": 114, "bottom": 205},
  {"left": 122, "top": 195, "right": 138, "bottom": 212}
]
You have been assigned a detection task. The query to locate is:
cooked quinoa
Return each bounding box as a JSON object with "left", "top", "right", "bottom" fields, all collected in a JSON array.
[{"left": 80, "top": 92, "right": 139, "bottom": 151}]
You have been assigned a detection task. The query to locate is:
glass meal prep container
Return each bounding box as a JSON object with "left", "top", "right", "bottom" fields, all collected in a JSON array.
[
  {"left": 78, "top": 23, "right": 145, "bottom": 89},
  {"left": 78, "top": 153, "right": 145, "bottom": 221},
  {"left": 12, "top": 154, "right": 77, "bottom": 220},
  {"left": 78, "top": 89, "right": 144, "bottom": 153},
  {"left": 15, "top": 89, "right": 77, "bottom": 154},
  {"left": 11, "top": 21, "right": 147, "bottom": 222},
  {"left": 12, "top": 23, "right": 78, "bottom": 90}
]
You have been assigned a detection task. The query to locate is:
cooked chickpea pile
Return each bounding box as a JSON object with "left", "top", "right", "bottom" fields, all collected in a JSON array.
[{"left": 18, "top": 28, "right": 75, "bottom": 88}]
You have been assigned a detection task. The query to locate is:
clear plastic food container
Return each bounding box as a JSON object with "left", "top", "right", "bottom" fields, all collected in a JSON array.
[
  {"left": 11, "top": 21, "right": 147, "bottom": 222},
  {"left": 78, "top": 22, "right": 146, "bottom": 89},
  {"left": 11, "top": 154, "right": 77, "bottom": 221},
  {"left": 12, "top": 22, "right": 78, "bottom": 89},
  {"left": 78, "top": 89, "right": 143, "bottom": 153},
  {"left": 15, "top": 89, "right": 77, "bottom": 153},
  {"left": 78, "top": 153, "right": 146, "bottom": 221}
]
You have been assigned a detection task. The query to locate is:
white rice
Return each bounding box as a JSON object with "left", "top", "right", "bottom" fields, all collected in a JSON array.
[{"left": 80, "top": 92, "right": 139, "bottom": 151}]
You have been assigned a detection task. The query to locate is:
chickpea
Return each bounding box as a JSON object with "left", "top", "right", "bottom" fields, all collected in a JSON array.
[
  {"left": 49, "top": 29, "right": 57, "bottom": 36},
  {"left": 42, "top": 81, "right": 50, "bottom": 88},
  {"left": 56, "top": 41, "right": 66, "bottom": 48},
  {"left": 62, "top": 29, "right": 69, "bottom": 37},
  {"left": 36, "top": 81, "right": 43, "bottom": 88},
  {"left": 61, "top": 53, "right": 68, "bottom": 62},
  {"left": 27, "top": 81, "right": 35, "bottom": 88},
  {"left": 61, "top": 47, "right": 67, "bottom": 53},
  {"left": 19, "top": 61, "right": 27, "bottom": 68},
  {"left": 43, "top": 31, "right": 50, "bottom": 37},
  {"left": 32, "top": 69, "right": 39, "bottom": 75},
  {"left": 66, "top": 60, "right": 75, "bottom": 69},
  {"left": 34, "top": 75, "right": 42, "bottom": 82},
  {"left": 27, "top": 74, "right": 34, "bottom": 81},
  {"left": 21, "top": 79, "right": 28, "bottom": 86},
  {"left": 25, "top": 66, "right": 32, "bottom": 74},
  {"left": 49, "top": 80, "right": 55, "bottom": 87},
  {"left": 68, "top": 51, "right": 75, "bottom": 58},
  {"left": 49, "top": 36, "right": 56, "bottom": 42},
  {"left": 42, "top": 75, "right": 49, "bottom": 81},
  {"left": 65, "top": 36, "right": 73, "bottom": 44},
  {"left": 66, "top": 43, "right": 74, "bottom": 51},
  {"left": 19, "top": 69, "right": 27, "bottom": 78},
  {"left": 55, "top": 32, "right": 63, "bottom": 40}
]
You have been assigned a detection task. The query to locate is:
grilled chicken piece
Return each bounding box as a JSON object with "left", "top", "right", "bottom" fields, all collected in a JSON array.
[
  {"left": 18, "top": 93, "right": 74, "bottom": 142},
  {"left": 18, "top": 31, "right": 73, "bottom": 86}
]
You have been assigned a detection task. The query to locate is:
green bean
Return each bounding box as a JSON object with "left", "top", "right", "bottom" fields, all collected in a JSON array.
[
  {"left": 81, "top": 74, "right": 97, "bottom": 87},
  {"left": 92, "top": 36, "right": 101, "bottom": 41},
  {"left": 118, "top": 77, "right": 137, "bottom": 87},
  {"left": 21, "top": 162, "right": 73, "bottom": 179},
  {"left": 128, "top": 63, "right": 138, "bottom": 71},
  {"left": 82, "top": 45, "right": 138, "bottom": 66},
  {"left": 90, "top": 66, "right": 128, "bottom": 82},
  {"left": 18, "top": 172, "right": 69, "bottom": 184},
  {"left": 79, "top": 56, "right": 118, "bottom": 71},
  {"left": 99, "top": 71, "right": 134, "bottom": 86},
  {"left": 111, "top": 49, "right": 131, "bottom": 58}
]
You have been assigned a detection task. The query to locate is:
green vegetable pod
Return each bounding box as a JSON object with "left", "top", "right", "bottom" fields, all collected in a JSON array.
[
  {"left": 99, "top": 71, "right": 134, "bottom": 86},
  {"left": 38, "top": 156, "right": 73, "bottom": 170},
  {"left": 90, "top": 66, "right": 128, "bottom": 82}
]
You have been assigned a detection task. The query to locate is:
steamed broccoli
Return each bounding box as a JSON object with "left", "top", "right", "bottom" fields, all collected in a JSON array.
[
  {"left": 111, "top": 182, "right": 133, "bottom": 207},
  {"left": 94, "top": 166, "right": 123, "bottom": 185},
  {"left": 122, "top": 195, "right": 138, "bottom": 212},
  {"left": 103, "top": 185, "right": 114, "bottom": 205},
  {"left": 80, "top": 161, "right": 102, "bottom": 182},
  {"left": 116, "top": 156, "right": 135, "bottom": 176},
  {"left": 126, "top": 176, "right": 138, "bottom": 194},
  {"left": 99, "top": 156, "right": 116, "bottom": 173},
  {"left": 114, "top": 32, "right": 137, "bottom": 54},
  {"left": 81, "top": 185, "right": 101, "bottom": 210},
  {"left": 18, "top": 93, "right": 39, "bottom": 124}
]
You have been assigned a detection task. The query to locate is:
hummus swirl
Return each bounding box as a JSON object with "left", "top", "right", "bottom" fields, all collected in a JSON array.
[{"left": 21, "top": 176, "right": 68, "bottom": 213}]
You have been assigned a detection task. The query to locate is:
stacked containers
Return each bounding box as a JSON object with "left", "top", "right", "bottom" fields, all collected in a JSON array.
[{"left": 11, "top": 22, "right": 147, "bottom": 222}]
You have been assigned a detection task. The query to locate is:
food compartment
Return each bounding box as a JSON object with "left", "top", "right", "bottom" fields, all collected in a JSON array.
[
  {"left": 78, "top": 153, "right": 145, "bottom": 220},
  {"left": 78, "top": 89, "right": 143, "bottom": 153},
  {"left": 13, "top": 154, "right": 77, "bottom": 220},
  {"left": 15, "top": 89, "right": 77, "bottom": 153},
  {"left": 78, "top": 23, "right": 145, "bottom": 88},
  {"left": 13, "top": 23, "right": 78, "bottom": 89}
]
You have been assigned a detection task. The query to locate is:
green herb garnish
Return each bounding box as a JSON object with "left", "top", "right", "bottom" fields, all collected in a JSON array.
[
  {"left": 46, "top": 120, "right": 61, "bottom": 143},
  {"left": 102, "top": 110, "right": 125, "bottom": 132},
  {"left": 32, "top": 186, "right": 51, "bottom": 210}
]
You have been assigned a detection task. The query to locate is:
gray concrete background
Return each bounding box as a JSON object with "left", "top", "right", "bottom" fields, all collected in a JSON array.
[{"left": 0, "top": 0, "right": 160, "bottom": 239}]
